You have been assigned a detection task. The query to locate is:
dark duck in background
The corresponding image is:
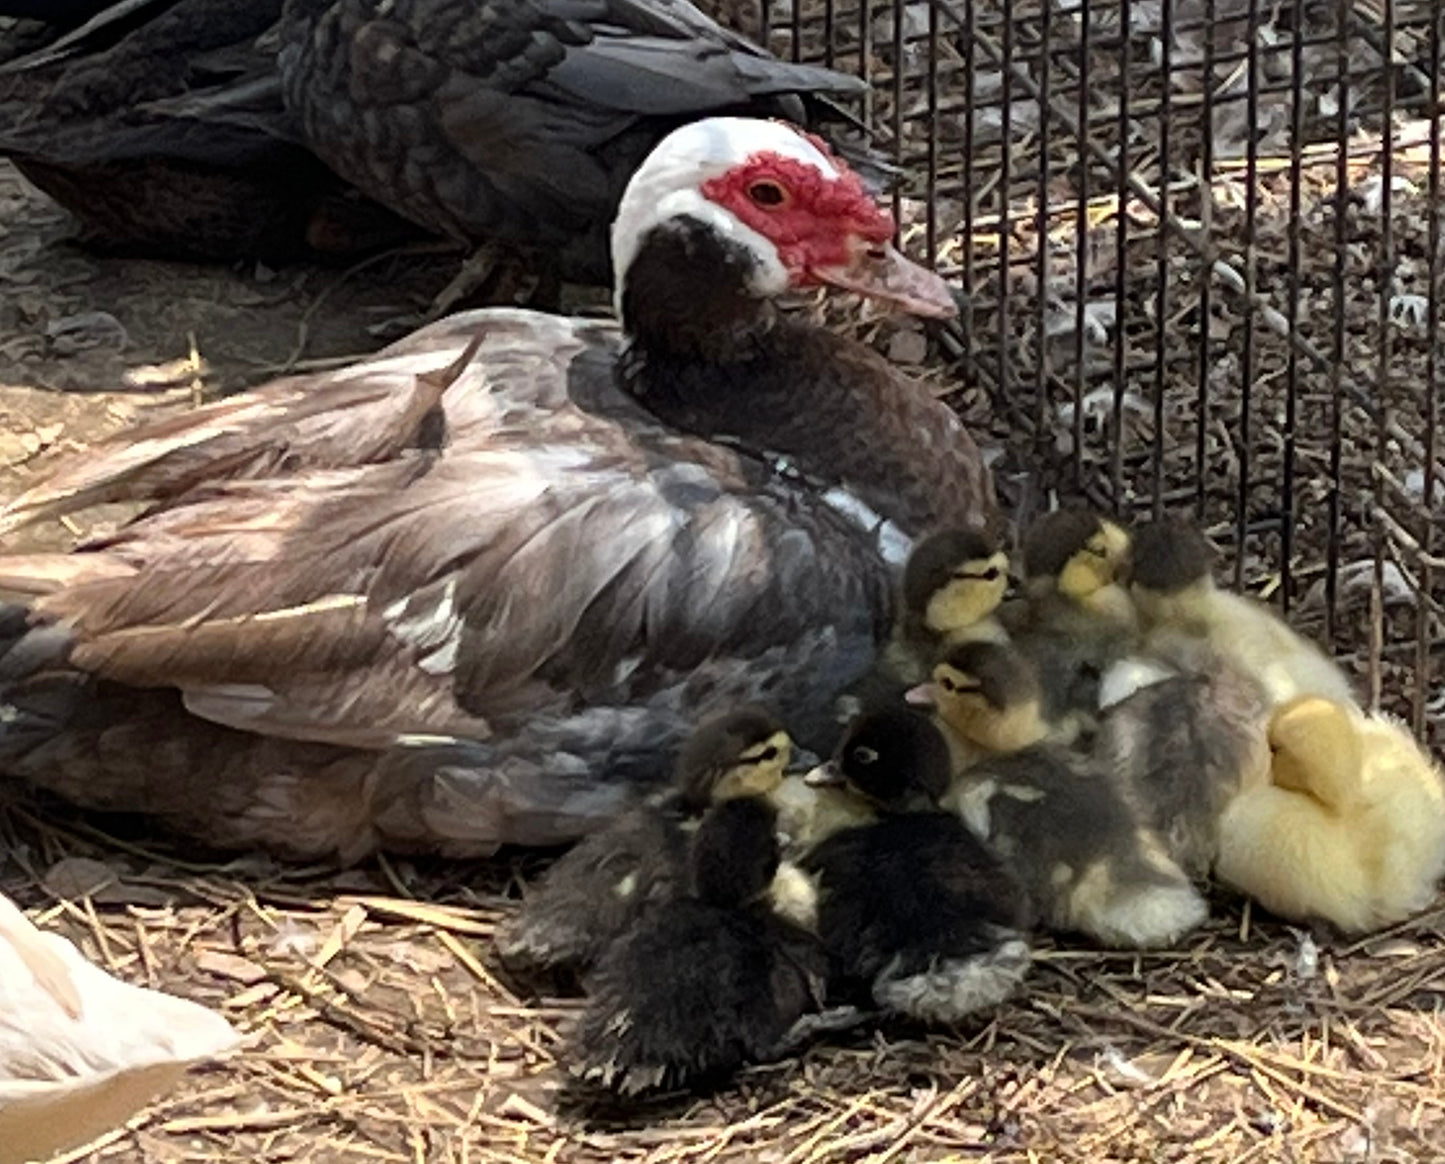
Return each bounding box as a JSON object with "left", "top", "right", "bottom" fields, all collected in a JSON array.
[
  {"left": 0, "top": 117, "right": 995, "bottom": 862},
  {"left": 0, "top": 0, "right": 415, "bottom": 261},
  {"left": 276, "top": 0, "right": 887, "bottom": 295}
]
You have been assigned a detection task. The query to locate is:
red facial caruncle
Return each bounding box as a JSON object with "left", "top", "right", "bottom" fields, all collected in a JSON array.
[{"left": 698, "top": 146, "right": 896, "bottom": 280}]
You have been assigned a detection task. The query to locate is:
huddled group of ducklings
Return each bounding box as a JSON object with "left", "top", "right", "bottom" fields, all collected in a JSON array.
[{"left": 495, "top": 509, "right": 1445, "bottom": 1101}]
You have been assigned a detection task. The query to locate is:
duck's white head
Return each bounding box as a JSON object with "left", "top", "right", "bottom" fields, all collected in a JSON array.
[{"left": 611, "top": 117, "right": 955, "bottom": 319}]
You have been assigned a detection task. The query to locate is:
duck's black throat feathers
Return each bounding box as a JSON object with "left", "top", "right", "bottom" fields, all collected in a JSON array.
[{"left": 617, "top": 215, "right": 996, "bottom": 537}]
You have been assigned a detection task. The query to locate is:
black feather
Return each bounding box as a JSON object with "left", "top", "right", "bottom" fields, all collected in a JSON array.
[{"left": 568, "top": 797, "right": 825, "bottom": 1097}]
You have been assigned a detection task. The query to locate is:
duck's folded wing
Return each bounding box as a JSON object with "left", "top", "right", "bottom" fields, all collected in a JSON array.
[
  {"left": 4, "top": 429, "right": 886, "bottom": 754},
  {"left": 0, "top": 311, "right": 593, "bottom": 539}
]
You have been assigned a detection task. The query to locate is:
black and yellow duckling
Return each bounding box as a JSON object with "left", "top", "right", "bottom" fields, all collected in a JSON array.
[
  {"left": 1127, "top": 519, "right": 1358, "bottom": 708},
  {"left": 900, "top": 527, "right": 1013, "bottom": 654},
  {"left": 1096, "top": 647, "right": 1271, "bottom": 881},
  {"left": 999, "top": 508, "right": 1138, "bottom": 726},
  {"left": 800, "top": 707, "right": 1032, "bottom": 1024},
  {"left": 834, "top": 526, "right": 1013, "bottom": 728},
  {"left": 566, "top": 795, "right": 828, "bottom": 1098},
  {"left": 923, "top": 642, "right": 1208, "bottom": 948},
  {"left": 908, "top": 639, "right": 1055, "bottom": 774},
  {"left": 1216, "top": 695, "right": 1445, "bottom": 933},
  {"left": 495, "top": 707, "right": 791, "bottom": 982}
]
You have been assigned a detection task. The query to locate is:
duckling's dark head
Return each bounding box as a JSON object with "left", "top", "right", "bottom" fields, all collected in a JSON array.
[
  {"left": 1021, "top": 508, "right": 1131, "bottom": 601},
  {"left": 902, "top": 527, "right": 1011, "bottom": 636},
  {"left": 914, "top": 641, "right": 1050, "bottom": 754},
  {"left": 688, "top": 796, "right": 782, "bottom": 907},
  {"left": 1126, "top": 520, "right": 1219, "bottom": 629},
  {"left": 1128, "top": 520, "right": 1216, "bottom": 595},
  {"left": 675, "top": 706, "right": 792, "bottom": 810},
  {"left": 811, "top": 706, "right": 952, "bottom": 809}
]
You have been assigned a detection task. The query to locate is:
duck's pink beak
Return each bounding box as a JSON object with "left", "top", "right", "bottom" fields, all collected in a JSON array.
[
  {"left": 812, "top": 243, "right": 957, "bottom": 319},
  {"left": 904, "top": 682, "right": 938, "bottom": 707}
]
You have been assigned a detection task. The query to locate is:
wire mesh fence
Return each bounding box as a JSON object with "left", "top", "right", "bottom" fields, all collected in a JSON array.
[{"left": 750, "top": 0, "right": 1442, "bottom": 750}]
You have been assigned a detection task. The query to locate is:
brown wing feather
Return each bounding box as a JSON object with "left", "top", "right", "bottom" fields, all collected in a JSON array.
[
  {"left": 0, "top": 315, "right": 540, "bottom": 539},
  {"left": 2, "top": 311, "right": 886, "bottom": 758}
]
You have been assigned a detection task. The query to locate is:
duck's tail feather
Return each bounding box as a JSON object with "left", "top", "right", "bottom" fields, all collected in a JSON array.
[{"left": 0, "top": 332, "right": 479, "bottom": 539}]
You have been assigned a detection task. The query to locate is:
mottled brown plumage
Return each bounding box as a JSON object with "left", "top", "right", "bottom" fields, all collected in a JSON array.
[{"left": 0, "top": 119, "right": 994, "bottom": 860}]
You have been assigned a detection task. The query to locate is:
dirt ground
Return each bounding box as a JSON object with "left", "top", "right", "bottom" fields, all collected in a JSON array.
[{"left": 3, "top": 156, "right": 1445, "bottom": 1164}]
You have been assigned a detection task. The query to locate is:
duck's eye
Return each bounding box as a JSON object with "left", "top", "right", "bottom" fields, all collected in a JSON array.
[
  {"left": 747, "top": 181, "right": 787, "bottom": 207},
  {"left": 851, "top": 746, "right": 879, "bottom": 765},
  {"left": 939, "top": 677, "right": 958, "bottom": 692},
  {"left": 980, "top": 567, "right": 1001, "bottom": 581},
  {"left": 756, "top": 746, "right": 778, "bottom": 763}
]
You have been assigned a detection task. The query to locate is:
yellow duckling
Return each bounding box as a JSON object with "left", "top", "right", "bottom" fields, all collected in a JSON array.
[
  {"left": 901, "top": 527, "right": 1013, "bottom": 651},
  {"left": 1215, "top": 696, "right": 1445, "bottom": 933},
  {"left": 999, "top": 508, "right": 1139, "bottom": 726},
  {"left": 907, "top": 639, "right": 1053, "bottom": 775},
  {"left": 1127, "top": 519, "right": 1358, "bottom": 709},
  {"left": 0, "top": 892, "right": 239, "bottom": 1164}
]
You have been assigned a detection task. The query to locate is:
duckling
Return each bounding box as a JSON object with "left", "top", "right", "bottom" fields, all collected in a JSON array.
[
  {"left": 768, "top": 770, "right": 878, "bottom": 860},
  {"left": 495, "top": 707, "right": 791, "bottom": 981},
  {"left": 926, "top": 643, "right": 1208, "bottom": 948},
  {"left": 999, "top": 507, "right": 1139, "bottom": 726},
  {"left": 833, "top": 527, "right": 1013, "bottom": 727},
  {"left": 908, "top": 640, "right": 1054, "bottom": 774},
  {"left": 801, "top": 707, "right": 1032, "bottom": 1024},
  {"left": 0, "top": 892, "right": 239, "bottom": 1163},
  {"left": 1127, "top": 519, "right": 1358, "bottom": 708},
  {"left": 1097, "top": 648, "right": 1271, "bottom": 880},
  {"left": 901, "top": 527, "right": 1013, "bottom": 653},
  {"left": 1215, "top": 696, "right": 1445, "bottom": 933},
  {"left": 566, "top": 795, "right": 828, "bottom": 1098}
]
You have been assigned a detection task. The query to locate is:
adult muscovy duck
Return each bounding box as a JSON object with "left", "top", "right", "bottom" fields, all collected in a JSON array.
[
  {"left": 0, "top": 117, "right": 996, "bottom": 862},
  {"left": 277, "top": 0, "right": 885, "bottom": 285},
  {"left": 0, "top": 0, "right": 415, "bottom": 261}
]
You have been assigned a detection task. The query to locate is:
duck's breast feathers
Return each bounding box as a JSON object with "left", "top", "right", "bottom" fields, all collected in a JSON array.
[{"left": 5, "top": 310, "right": 890, "bottom": 752}]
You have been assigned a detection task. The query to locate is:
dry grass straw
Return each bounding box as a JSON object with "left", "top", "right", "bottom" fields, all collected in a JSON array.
[{"left": 3, "top": 800, "right": 1444, "bottom": 1164}]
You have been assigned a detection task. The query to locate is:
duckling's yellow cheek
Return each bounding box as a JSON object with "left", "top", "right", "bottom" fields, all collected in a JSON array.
[
  {"left": 1100, "top": 521, "right": 1132, "bottom": 566},
  {"left": 925, "top": 580, "right": 1001, "bottom": 633},
  {"left": 1058, "top": 556, "right": 1104, "bottom": 600}
]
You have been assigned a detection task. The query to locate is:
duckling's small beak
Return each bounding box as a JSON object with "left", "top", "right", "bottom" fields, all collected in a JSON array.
[
  {"left": 904, "top": 682, "right": 937, "bottom": 707},
  {"left": 803, "top": 760, "right": 846, "bottom": 787}
]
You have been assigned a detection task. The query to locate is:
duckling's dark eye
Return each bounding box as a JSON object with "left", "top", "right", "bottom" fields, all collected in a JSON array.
[
  {"left": 939, "top": 677, "right": 958, "bottom": 692},
  {"left": 756, "top": 746, "right": 778, "bottom": 763},
  {"left": 980, "top": 567, "right": 1001, "bottom": 581},
  {"left": 851, "top": 746, "right": 879, "bottom": 765},
  {"left": 748, "top": 181, "right": 787, "bottom": 207}
]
